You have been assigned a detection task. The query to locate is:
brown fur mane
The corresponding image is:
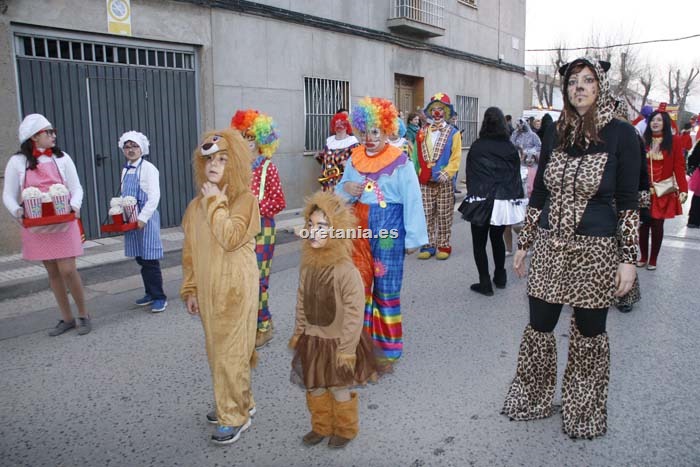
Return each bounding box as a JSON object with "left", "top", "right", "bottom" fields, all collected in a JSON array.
[
  {"left": 192, "top": 128, "right": 253, "bottom": 201},
  {"left": 300, "top": 192, "right": 358, "bottom": 269}
]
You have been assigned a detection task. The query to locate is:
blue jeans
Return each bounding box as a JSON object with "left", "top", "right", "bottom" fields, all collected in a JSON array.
[{"left": 135, "top": 256, "right": 166, "bottom": 300}]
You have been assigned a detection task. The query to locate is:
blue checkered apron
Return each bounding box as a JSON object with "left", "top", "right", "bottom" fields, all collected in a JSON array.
[{"left": 122, "top": 160, "right": 163, "bottom": 260}]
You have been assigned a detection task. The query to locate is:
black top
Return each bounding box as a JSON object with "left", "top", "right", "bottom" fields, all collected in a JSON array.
[
  {"left": 688, "top": 141, "right": 700, "bottom": 174},
  {"left": 530, "top": 119, "right": 641, "bottom": 237},
  {"left": 636, "top": 135, "right": 650, "bottom": 192},
  {"left": 465, "top": 136, "right": 524, "bottom": 200}
]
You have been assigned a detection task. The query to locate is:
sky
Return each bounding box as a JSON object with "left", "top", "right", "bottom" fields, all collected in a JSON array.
[{"left": 525, "top": 0, "right": 700, "bottom": 111}]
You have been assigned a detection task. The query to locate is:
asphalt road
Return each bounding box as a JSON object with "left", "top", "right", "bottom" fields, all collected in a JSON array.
[{"left": 1, "top": 218, "right": 698, "bottom": 466}]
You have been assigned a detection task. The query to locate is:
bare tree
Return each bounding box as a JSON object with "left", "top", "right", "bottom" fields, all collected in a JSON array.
[
  {"left": 529, "top": 42, "right": 564, "bottom": 110},
  {"left": 638, "top": 64, "right": 654, "bottom": 109},
  {"left": 534, "top": 66, "right": 550, "bottom": 108},
  {"left": 665, "top": 65, "right": 700, "bottom": 124}
]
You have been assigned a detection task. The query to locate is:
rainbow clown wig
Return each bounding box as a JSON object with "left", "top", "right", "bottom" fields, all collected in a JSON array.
[
  {"left": 230, "top": 109, "right": 280, "bottom": 157},
  {"left": 351, "top": 97, "right": 398, "bottom": 137}
]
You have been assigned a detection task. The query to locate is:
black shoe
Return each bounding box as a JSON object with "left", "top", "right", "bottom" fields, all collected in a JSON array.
[
  {"left": 617, "top": 304, "right": 633, "bottom": 313},
  {"left": 493, "top": 269, "right": 507, "bottom": 289},
  {"left": 687, "top": 224, "right": 700, "bottom": 229},
  {"left": 470, "top": 282, "right": 494, "bottom": 296}
]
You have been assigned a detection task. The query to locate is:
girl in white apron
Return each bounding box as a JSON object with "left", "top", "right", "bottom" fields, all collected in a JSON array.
[{"left": 118, "top": 131, "right": 166, "bottom": 312}]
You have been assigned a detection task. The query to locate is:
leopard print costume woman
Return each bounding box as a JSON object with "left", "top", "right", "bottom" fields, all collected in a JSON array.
[{"left": 503, "top": 57, "right": 641, "bottom": 439}]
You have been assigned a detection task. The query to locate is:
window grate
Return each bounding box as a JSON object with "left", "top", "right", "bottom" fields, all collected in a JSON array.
[
  {"left": 455, "top": 95, "right": 479, "bottom": 148},
  {"left": 15, "top": 34, "right": 194, "bottom": 70},
  {"left": 390, "top": 0, "right": 446, "bottom": 29},
  {"left": 304, "top": 77, "right": 350, "bottom": 152}
]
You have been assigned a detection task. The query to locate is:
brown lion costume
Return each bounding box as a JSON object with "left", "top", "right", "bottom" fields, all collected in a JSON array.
[
  {"left": 180, "top": 128, "right": 261, "bottom": 432},
  {"left": 289, "top": 191, "right": 386, "bottom": 447}
]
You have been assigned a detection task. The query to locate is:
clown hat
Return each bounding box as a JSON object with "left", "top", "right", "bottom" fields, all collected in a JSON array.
[{"left": 424, "top": 93, "right": 455, "bottom": 121}]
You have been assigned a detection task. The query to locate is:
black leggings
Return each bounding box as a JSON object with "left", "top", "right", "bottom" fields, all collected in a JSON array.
[
  {"left": 688, "top": 195, "right": 700, "bottom": 225},
  {"left": 470, "top": 223, "right": 505, "bottom": 278},
  {"left": 529, "top": 296, "right": 608, "bottom": 337}
]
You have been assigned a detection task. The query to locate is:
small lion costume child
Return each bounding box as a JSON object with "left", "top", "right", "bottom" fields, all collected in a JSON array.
[
  {"left": 180, "top": 129, "right": 261, "bottom": 442},
  {"left": 290, "top": 191, "right": 384, "bottom": 448}
]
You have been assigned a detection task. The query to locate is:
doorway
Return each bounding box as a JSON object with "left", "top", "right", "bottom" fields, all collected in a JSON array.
[{"left": 394, "top": 74, "right": 424, "bottom": 117}]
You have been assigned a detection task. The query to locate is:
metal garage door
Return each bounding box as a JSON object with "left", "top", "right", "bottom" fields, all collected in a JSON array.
[{"left": 14, "top": 32, "right": 198, "bottom": 239}]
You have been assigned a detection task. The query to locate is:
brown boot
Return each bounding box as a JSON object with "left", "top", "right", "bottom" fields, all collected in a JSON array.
[
  {"left": 501, "top": 325, "right": 557, "bottom": 421},
  {"left": 255, "top": 321, "right": 273, "bottom": 349},
  {"left": 303, "top": 391, "right": 333, "bottom": 446},
  {"left": 328, "top": 392, "right": 358, "bottom": 448},
  {"left": 561, "top": 317, "right": 610, "bottom": 439}
]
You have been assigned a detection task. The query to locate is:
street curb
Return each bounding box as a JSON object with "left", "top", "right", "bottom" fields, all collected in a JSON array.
[
  {"left": 0, "top": 250, "right": 181, "bottom": 302},
  {"left": 0, "top": 229, "right": 302, "bottom": 302}
]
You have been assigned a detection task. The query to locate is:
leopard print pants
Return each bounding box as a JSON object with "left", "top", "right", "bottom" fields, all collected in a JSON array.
[
  {"left": 501, "top": 325, "right": 557, "bottom": 420},
  {"left": 561, "top": 316, "right": 610, "bottom": 439}
]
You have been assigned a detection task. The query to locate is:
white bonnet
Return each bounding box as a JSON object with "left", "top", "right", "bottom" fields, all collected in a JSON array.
[
  {"left": 18, "top": 114, "right": 52, "bottom": 143},
  {"left": 118, "top": 131, "right": 150, "bottom": 155}
]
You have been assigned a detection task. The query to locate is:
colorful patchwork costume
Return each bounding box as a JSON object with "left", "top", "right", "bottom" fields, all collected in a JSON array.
[
  {"left": 231, "top": 110, "right": 286, "bottom": 349},
  {"left": 336, "top": 97, "right": 428, "bottom": 361},
  {"left": 416, "top": 93, "right": 462, "bottom": 260},
  {"left": 316, "top": 112, "right": 359, "bottom": 192}
]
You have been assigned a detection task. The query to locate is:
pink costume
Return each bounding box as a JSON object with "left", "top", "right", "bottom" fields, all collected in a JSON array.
[{"left": 21, "top": 159, "right": 82, "bottom": 261}]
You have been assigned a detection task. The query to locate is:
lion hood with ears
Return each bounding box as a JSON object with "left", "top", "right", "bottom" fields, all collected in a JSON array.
[{"left": 193, "top": 128, "right": 254, "bottom": 201}]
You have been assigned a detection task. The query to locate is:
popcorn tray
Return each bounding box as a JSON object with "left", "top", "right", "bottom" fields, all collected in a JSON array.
[{"left": 23, "top": 212, "right": 76, "bottom": 228}]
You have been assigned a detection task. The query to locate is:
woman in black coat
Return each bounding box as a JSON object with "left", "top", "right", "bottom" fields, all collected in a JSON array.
[{"left": 459, "top": 107, "right": 526, "bottom": 295}]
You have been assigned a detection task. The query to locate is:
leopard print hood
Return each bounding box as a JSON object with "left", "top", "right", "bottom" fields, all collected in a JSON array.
[{"left": 557, "top": 57, "right": 615, "bottom": 150}]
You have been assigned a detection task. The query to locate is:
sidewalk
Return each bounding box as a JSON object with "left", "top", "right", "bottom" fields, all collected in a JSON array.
[{"left": 0, "top": 209, "right": 306, "bottom": 301}]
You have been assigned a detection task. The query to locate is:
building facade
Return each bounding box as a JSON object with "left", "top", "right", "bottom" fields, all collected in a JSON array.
[{"left": 0, "top": 0, "right": 526, "bottom": 253}]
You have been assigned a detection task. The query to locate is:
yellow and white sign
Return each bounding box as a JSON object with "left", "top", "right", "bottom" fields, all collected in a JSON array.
[{"left": 107, "top": 0, "right": 131, "bottom": 36}]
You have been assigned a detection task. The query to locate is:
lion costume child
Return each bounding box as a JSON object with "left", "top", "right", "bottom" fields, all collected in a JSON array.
[
  {"left": 180, "top": 128, "right": 261, "bottom": 445},
  {"left": 290, "top": 191, "right": 385, "bottom": 448}
]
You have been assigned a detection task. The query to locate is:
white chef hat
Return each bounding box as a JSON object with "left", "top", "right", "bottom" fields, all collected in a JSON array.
[
  {"left": 18, "top": 114, "right": 52, "bottom": 143},
  {"left": 118, "top": 131, "right": 150, "bottom": 156}
]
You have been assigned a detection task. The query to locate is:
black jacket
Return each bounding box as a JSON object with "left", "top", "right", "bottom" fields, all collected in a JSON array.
[{"left": 466, "top": 136, "right": 524, "bottom": 200}]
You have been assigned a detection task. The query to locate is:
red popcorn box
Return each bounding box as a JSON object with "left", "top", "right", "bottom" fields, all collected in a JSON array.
[
  {"left": 123, "top": 204, "right": 138, "bottom": 223},
  {"left": 52, "top": 194, "right": 71, "bottom": 215},
  {"left": 23, "top": 198, "right": 42, "bottom": 219}
]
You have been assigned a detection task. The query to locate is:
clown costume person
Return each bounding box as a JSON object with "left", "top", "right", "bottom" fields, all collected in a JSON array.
[
  {"left": 388, "top": 117, "right": 414, "bottom": 160},
  {"left": 117, "top": 131, "right": 167, "bottom": 313},
  {"left": 231, "top": 110, "right": 286, "bottom": 349},
  {"left": 416, "top": 93, "right": 462, "bottom": 260},
  {"left": 316, "top": 112, "right": 359, "bottom": 192},
  {"left": 181, "top": 129, "right": 261, "bottom": 445},
  {"left": 337, "top": 97, "right": 428, "bottom": 361}
]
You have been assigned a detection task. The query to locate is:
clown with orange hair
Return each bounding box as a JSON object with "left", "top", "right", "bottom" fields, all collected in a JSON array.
[
  {"left": 315, "top": 112, "right": 359, "bottom": 191},
  {"left": 231, "top": 109, "right": 287, "bottom": 349},
  {"left": 336, "top": 97, "right": 428, "bottom": 361},
  {"left": 416, "top": 93, "right": 463, "bottom": 260}
]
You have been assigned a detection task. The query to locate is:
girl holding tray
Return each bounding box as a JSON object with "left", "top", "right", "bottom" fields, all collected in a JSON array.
[{"left": 2, "top": 114, "right": 90, "bottom": 335}]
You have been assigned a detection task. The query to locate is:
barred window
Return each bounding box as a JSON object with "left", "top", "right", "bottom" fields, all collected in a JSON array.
[
  {"left": 15, "top": 34, "right": 194, "bottom": 70},
  {"left": 304, "top": 77, "right": 350, "bottom": 152},
  {"left": 455, "top": 95, "right": 479, "bottom": 148}
]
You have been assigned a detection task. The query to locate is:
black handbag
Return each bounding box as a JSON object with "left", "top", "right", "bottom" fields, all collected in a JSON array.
[{"left": 458, "top": 196, "right": 494, "bottom": 226}]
